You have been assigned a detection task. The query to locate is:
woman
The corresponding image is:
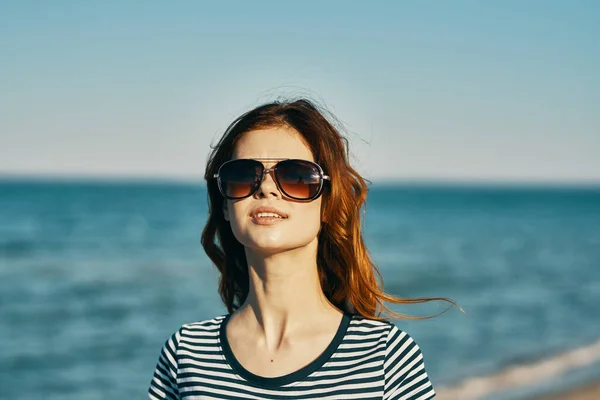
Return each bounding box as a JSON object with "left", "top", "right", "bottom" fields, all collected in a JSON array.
[{"left": 149, "top": 99, "right": 448, "bottom": 399}]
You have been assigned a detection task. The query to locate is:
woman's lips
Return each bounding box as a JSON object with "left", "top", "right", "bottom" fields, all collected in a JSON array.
[
  {"left": 251, "top": 214, "right": 287, "bottom": 225},
  {"left": 249, "top": 207, "right": 289, "bottom": 224}
]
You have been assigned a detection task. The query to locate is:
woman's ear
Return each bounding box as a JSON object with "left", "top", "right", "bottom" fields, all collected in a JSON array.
[{"left": 222, "top": 201, "right": 230, "bottom": 221}]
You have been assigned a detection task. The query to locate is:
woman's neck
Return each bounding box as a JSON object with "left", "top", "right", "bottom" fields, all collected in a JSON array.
[{"left": 236, "top": 242, "right": 342, "bottom": 345}]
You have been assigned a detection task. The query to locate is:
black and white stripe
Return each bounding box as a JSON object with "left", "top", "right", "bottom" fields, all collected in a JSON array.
[{"left": 149, "top": 314, "right": 435, "bottom": 399}]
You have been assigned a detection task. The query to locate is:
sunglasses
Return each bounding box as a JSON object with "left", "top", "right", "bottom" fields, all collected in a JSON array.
[{"left": 213, "top": 158, "right": 330, "bottom": 200}]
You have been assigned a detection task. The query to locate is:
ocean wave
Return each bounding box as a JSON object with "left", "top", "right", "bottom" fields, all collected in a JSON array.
[{"left": 0, "top": 239, "right": 36, "bottom": 259}]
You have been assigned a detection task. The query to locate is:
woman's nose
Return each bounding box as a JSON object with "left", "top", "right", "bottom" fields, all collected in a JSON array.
[{"left": 254, "top": 169, "right": 281, "bottom": 199}]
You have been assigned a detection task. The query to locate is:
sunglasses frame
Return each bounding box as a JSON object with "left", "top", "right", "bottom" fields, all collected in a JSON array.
[{"left": 213, "top": 158, "right": 330, "bottom": 201}]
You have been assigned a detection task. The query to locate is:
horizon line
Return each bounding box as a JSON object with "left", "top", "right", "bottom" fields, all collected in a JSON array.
[{"left": 2, "top": 172, "right": 600, "bottom": 190}]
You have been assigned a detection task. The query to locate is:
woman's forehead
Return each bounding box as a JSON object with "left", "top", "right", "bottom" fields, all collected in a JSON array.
[{"left": 232, "top": 127, "right": 314, "bottom": 161}]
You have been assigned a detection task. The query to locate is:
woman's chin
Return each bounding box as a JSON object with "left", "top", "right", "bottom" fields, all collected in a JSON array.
[
  {"left": 247, "top": 242, "right": 294, "bottom": 255},
  {"left": 245, "top": 239, "right": 314, "bottom": 256}
]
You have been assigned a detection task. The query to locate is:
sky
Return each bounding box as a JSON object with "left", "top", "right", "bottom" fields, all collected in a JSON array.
[{"left": 1, "top": 1, "right": 599, "bottom": 183}]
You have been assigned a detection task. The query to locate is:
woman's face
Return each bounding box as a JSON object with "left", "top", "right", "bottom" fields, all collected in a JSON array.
[{"left": 223, "top": 126, "right": 323, "bottom": 256}]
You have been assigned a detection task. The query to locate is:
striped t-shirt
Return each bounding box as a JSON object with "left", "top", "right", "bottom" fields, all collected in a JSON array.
[{"left": 148, "top": 313, "right": 435, "bottom": 399}]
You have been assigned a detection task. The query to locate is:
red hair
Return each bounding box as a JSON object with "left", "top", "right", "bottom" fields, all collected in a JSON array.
[{"left": 201, "top": 99, "right": 456, "bottom": 320}]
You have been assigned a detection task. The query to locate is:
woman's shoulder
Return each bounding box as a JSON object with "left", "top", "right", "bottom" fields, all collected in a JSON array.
[
  {"left": 348, "top": 314, "right": 422, "bottom": 348},
  {"left": 348, "top": 313, "right": 397, "bottom": 334},
  {"left": 180, "top": 314, "right": 228, "bottom": 332},
  {"left": 161, "top": 315, "right": 228, "bottom": 347}
]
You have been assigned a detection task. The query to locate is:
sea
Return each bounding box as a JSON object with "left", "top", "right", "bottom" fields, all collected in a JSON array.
[{"left": 1, "top": 178, "right": 599, "bottom": 400}]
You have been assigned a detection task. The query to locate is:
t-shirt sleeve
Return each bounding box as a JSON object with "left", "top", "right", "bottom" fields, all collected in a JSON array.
[
  {"left": 383, "top": 324, "right": 436, "bottom": 400},
  {"left": 148, "top": 329, "right": 182, "bottom": 400}
]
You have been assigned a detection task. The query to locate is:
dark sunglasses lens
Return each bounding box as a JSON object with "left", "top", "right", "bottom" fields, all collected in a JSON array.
[
  {"left": 219, "top": 160, "right": 262, "bottom": 198},
  {"left": 276, "top": 160, "right": 322, "bottom": 199}
]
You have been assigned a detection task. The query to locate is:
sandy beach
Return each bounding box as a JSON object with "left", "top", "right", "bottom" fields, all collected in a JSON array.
[
  {"left": 535, "top": 380, "right": 600, "bottom": 400},
  {"left": 437, "top": 379, "right": 600, "bottom": 400},
  {"left": 436, "top": 339, "right": 600, "bottom": 400}
]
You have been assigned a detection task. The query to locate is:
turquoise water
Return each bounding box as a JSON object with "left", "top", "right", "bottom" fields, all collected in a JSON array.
[{"left": 1, "top": 179, "right": 599, "bottom": 399}]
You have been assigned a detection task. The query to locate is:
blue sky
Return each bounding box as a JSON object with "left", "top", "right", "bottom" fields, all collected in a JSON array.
[{"left": 1, "top": 1, "right": 598, "bottom": 183}]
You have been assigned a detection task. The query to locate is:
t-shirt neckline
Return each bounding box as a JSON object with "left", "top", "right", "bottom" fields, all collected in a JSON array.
[{"left": 219, "top": 311, "right": 352, "bottom": 388}]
